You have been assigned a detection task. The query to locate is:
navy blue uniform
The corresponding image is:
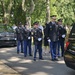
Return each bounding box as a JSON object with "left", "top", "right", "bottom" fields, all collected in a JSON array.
[
  {"left": 58, "top": 25, "right": 66, "bottom": 57},
  {"left": 23, "top": 27, "right": 32, "bottom": 57},
  {"left": 32, "top": 28, "right": 43, "bottom": 61},
  {"left": 27, "top": 29, "right": 32, "bottom": 56},
  {"left": 46, "top": 22, "right": 59, "bottom": 60},
  {"left": 15, "top": 26, "right": 24, "bottom": 53}
]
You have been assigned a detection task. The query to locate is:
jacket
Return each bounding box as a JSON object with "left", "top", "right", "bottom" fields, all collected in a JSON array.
[
  {"left": 46, "top": 22, "right": 59, "bottom": 42},
  {"left": 15, "top": 26, "right": 24, "bottom": 41}
]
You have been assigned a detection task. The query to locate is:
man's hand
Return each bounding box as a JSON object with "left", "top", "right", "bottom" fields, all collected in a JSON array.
[
  {"left": 48, "top": 39, "right": 51, "bottom": 42},
  {"left": 38, "top": 38, "right": 42, "bottom": 41},
  {"left": 28, "top": 37, "right": 31, "bottom": 39},
  {"left": 62, "top": 34, "right": 66, "bottom": 38}
]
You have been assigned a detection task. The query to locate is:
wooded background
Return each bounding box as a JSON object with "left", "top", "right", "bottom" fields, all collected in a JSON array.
[{"left": 0, "top": 0, "right": 75, "bottom": 26}]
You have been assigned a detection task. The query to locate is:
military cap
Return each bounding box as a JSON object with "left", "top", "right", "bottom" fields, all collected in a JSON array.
[
  {"left": 58, "top": 19, "right": 63, "bottom": 22},
  {"left": 18, "top": 22, "right": 22, "bottom": 25},
  {"left": 50, "top": 15, "right": 57, "bottom": 18},
  {"left": 33, "top": 21, "right": 39, "bottom": 25},
  {"left": 25, "top": 23, "right": 28, "bottom": 26}
]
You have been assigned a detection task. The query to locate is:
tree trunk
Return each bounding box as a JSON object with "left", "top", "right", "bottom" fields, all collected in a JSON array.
[
  {"left": 46, "top": 0, "right": 50, "bottom": 23},
  {"left": 27, "top": 0, "right": 35, "bottom": 27},
  {"left": 29, "top": 0, "right": 35, "bottom": 15},
  {"left": 6, "top": 0, "right": 13, "bottom": 24},
  {"left": 22, "top": 0, "right": 26, "bottom": 12},
  {"left": 0, "top": 0, "right": 6, "bottom": 16},
  {"left": 22, "top": 0, "right": 35, "bottom": 27},
  {"left": 0, "top": 0, "right": 6, "bottom": 24},
  {"left": 0, "top": 0, "right": 13, "bottom": 24},
  {"left": 26, "top": 16, "right": 31, "bottom": 28}
]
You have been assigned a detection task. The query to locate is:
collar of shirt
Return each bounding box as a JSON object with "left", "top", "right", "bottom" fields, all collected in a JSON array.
[
  {"left": 52, "top": 22, "right": 55, "bottom": 24},
  {"left": 60, "top": 25, "right": 63, "bottom": 28}
]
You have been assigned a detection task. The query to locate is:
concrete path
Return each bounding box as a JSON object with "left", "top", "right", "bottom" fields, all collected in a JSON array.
[
  {"left": 0, "top": 61, "right": 20, "bottom": 75},
  {"left": 0, "top": 47, "right": 75, "bottom": 75}
]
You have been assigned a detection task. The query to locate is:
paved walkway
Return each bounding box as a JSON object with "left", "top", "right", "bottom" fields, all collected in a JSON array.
[
  {"left": 0, "top": 47, "right": 74, "bottom": 75},
  {"left": 0, "top": 61, "right": 20, "bottom": 75}
]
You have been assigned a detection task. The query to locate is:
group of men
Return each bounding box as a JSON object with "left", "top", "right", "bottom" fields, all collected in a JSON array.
[
  {"left": 15, "top": 15, "right": 66, "bottom": 61},
  {"left": 46, "top": 15, "right": 66, "bottom": 61},
  {"left": 15, "top": 22, "right": 43, "bottom": 61}
]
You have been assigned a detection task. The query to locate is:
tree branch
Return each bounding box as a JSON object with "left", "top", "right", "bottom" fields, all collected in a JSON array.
[
  {"left": 0, "top": 0, "right": 6, "bottom": 16},
  {"left": 22, "top": 0, "right": 26, "bottom": 12},
  {"left": 8, "top": 0, "right": 13, "bottom": 14},
  {"left": 29, "top": 0, "right": 35, "bottom": 15}
]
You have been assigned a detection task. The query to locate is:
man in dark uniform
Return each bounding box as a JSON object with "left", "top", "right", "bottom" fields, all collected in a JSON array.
[
  {"left": 15, "top": 22, "right": 24, "bottom": 54},
  {"left": 57, "top": 19, "right": 66, "bottom": 57},
  {"left": 32, "top": 22, "right": 43, "bottom": 61},
  {"left": 46, "top": 15, "right": 59, "bottom": 61},
  {"left": 23, "top": 24, "right": 32, "bottom": 57}
]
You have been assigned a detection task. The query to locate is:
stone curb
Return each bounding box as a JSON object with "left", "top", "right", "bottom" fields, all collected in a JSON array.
[{"left": 0, "top": 61, "right": 20, "bottom": 75}]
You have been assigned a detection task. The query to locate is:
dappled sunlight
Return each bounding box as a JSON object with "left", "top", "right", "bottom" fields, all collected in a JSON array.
[
  {"left": 57, "top": 60, "right": 65, "bottom": 64},
  {"left": 19, "top": 60, "right": 33, "bottom": 64},
  {"left": 0, "top": 48, "right": 11, "bottom": 53},
  {"left": 8, "top": 57, "right": 20, "bottom": 62},
  {"left": 0, "top": 47, "right": 74, "bottom": 75},
  {"left": 14, "top": 66, "right": 28, "bottom": 72},
  {"left": 2, "top": 48, "right": 12, "bottom": 51},
  {"left": 0, "top": 47, "right": 16, "bottom": 53},
  {"left": 0, "top": 50, "right": 7, "bottom": 53},
  {"left": 43, "top": 66, "right": 53, "bottom": 69},
  {"left": 30, "top": 72, "right": 51, "bottom": 75}
]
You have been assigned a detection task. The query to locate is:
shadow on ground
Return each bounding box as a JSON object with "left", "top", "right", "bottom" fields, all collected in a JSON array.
[{"left": 0, "top": 47, "right": 75, "bottom": 75}]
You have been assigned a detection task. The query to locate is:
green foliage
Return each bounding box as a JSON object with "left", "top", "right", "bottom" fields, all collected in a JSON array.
[
  {"left": 50, "top": 0, "right": 57, "bottom": 16},
  {"left": 0, "top": 0, "right": 75, "bottom": 26},
  {"left": 31, "top": 0, "right": 46, "bottom": 25},
  {"left": 55, "top": 0, "right": 75, "bottom": 25}
]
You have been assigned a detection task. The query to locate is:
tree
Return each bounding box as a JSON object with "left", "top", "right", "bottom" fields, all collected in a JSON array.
[
  {"left": 0, "top": 0, "right": 13, "bottom": 24},
  {"left": 0, "top": 0, "right": 75, "bottom": 26},
  {"left": 55, "top": 0, "right": 75, "bottom": 25},
  {"left": 22, "top": 0, "right": 35, "bottom": 27},
  {"left": 31, "top": 0, "right": 46, "bottom": 25},
  {"left": 46, "top": 0, "right": 50, "bottom": 23}
]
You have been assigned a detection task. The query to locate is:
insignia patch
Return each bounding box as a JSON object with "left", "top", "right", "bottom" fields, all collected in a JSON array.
[{"left": 50, "top": 26, "right": 52, "bottom": 28}]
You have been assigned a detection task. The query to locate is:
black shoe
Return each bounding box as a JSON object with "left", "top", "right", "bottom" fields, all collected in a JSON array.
[
  {"left": 39, "top": 58, "right": 44, "bottom": 60},
  {"left": 33, "top": 58, "right": 36, "bottom": 61},
  {"left": 17, "top": 52, "right": 19, "bottom": 54},
  {"left": 24, "top": 55, "right": 27, "bottom": 57},
  {"left": 54, "top": 58, "right": 58, "bottom": 61},
  {"left": 29, "top": 54, "right": 32, "bottom": 56},
  {"left": 62, "top": 55, "right": 64, "bottom": 57},
  {"left": 51, "top": 59, "right": 55, "bottom": 61},
  {"left": 58, "top": 56, "right": 61, "bottom": 58},
  {"left": 49, "top": 51, "right": 50, "bottom": 53},
  {"left": 21, "top": 51, "right": 24, "bottom": 53},
  {"left": 40, "top": 58, "right": 44, "bottom": 60}
]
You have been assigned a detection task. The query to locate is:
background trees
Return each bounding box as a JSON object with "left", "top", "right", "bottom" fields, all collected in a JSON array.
[{"left": 0, "top": 0, "right": 75, "bottom": 26}]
